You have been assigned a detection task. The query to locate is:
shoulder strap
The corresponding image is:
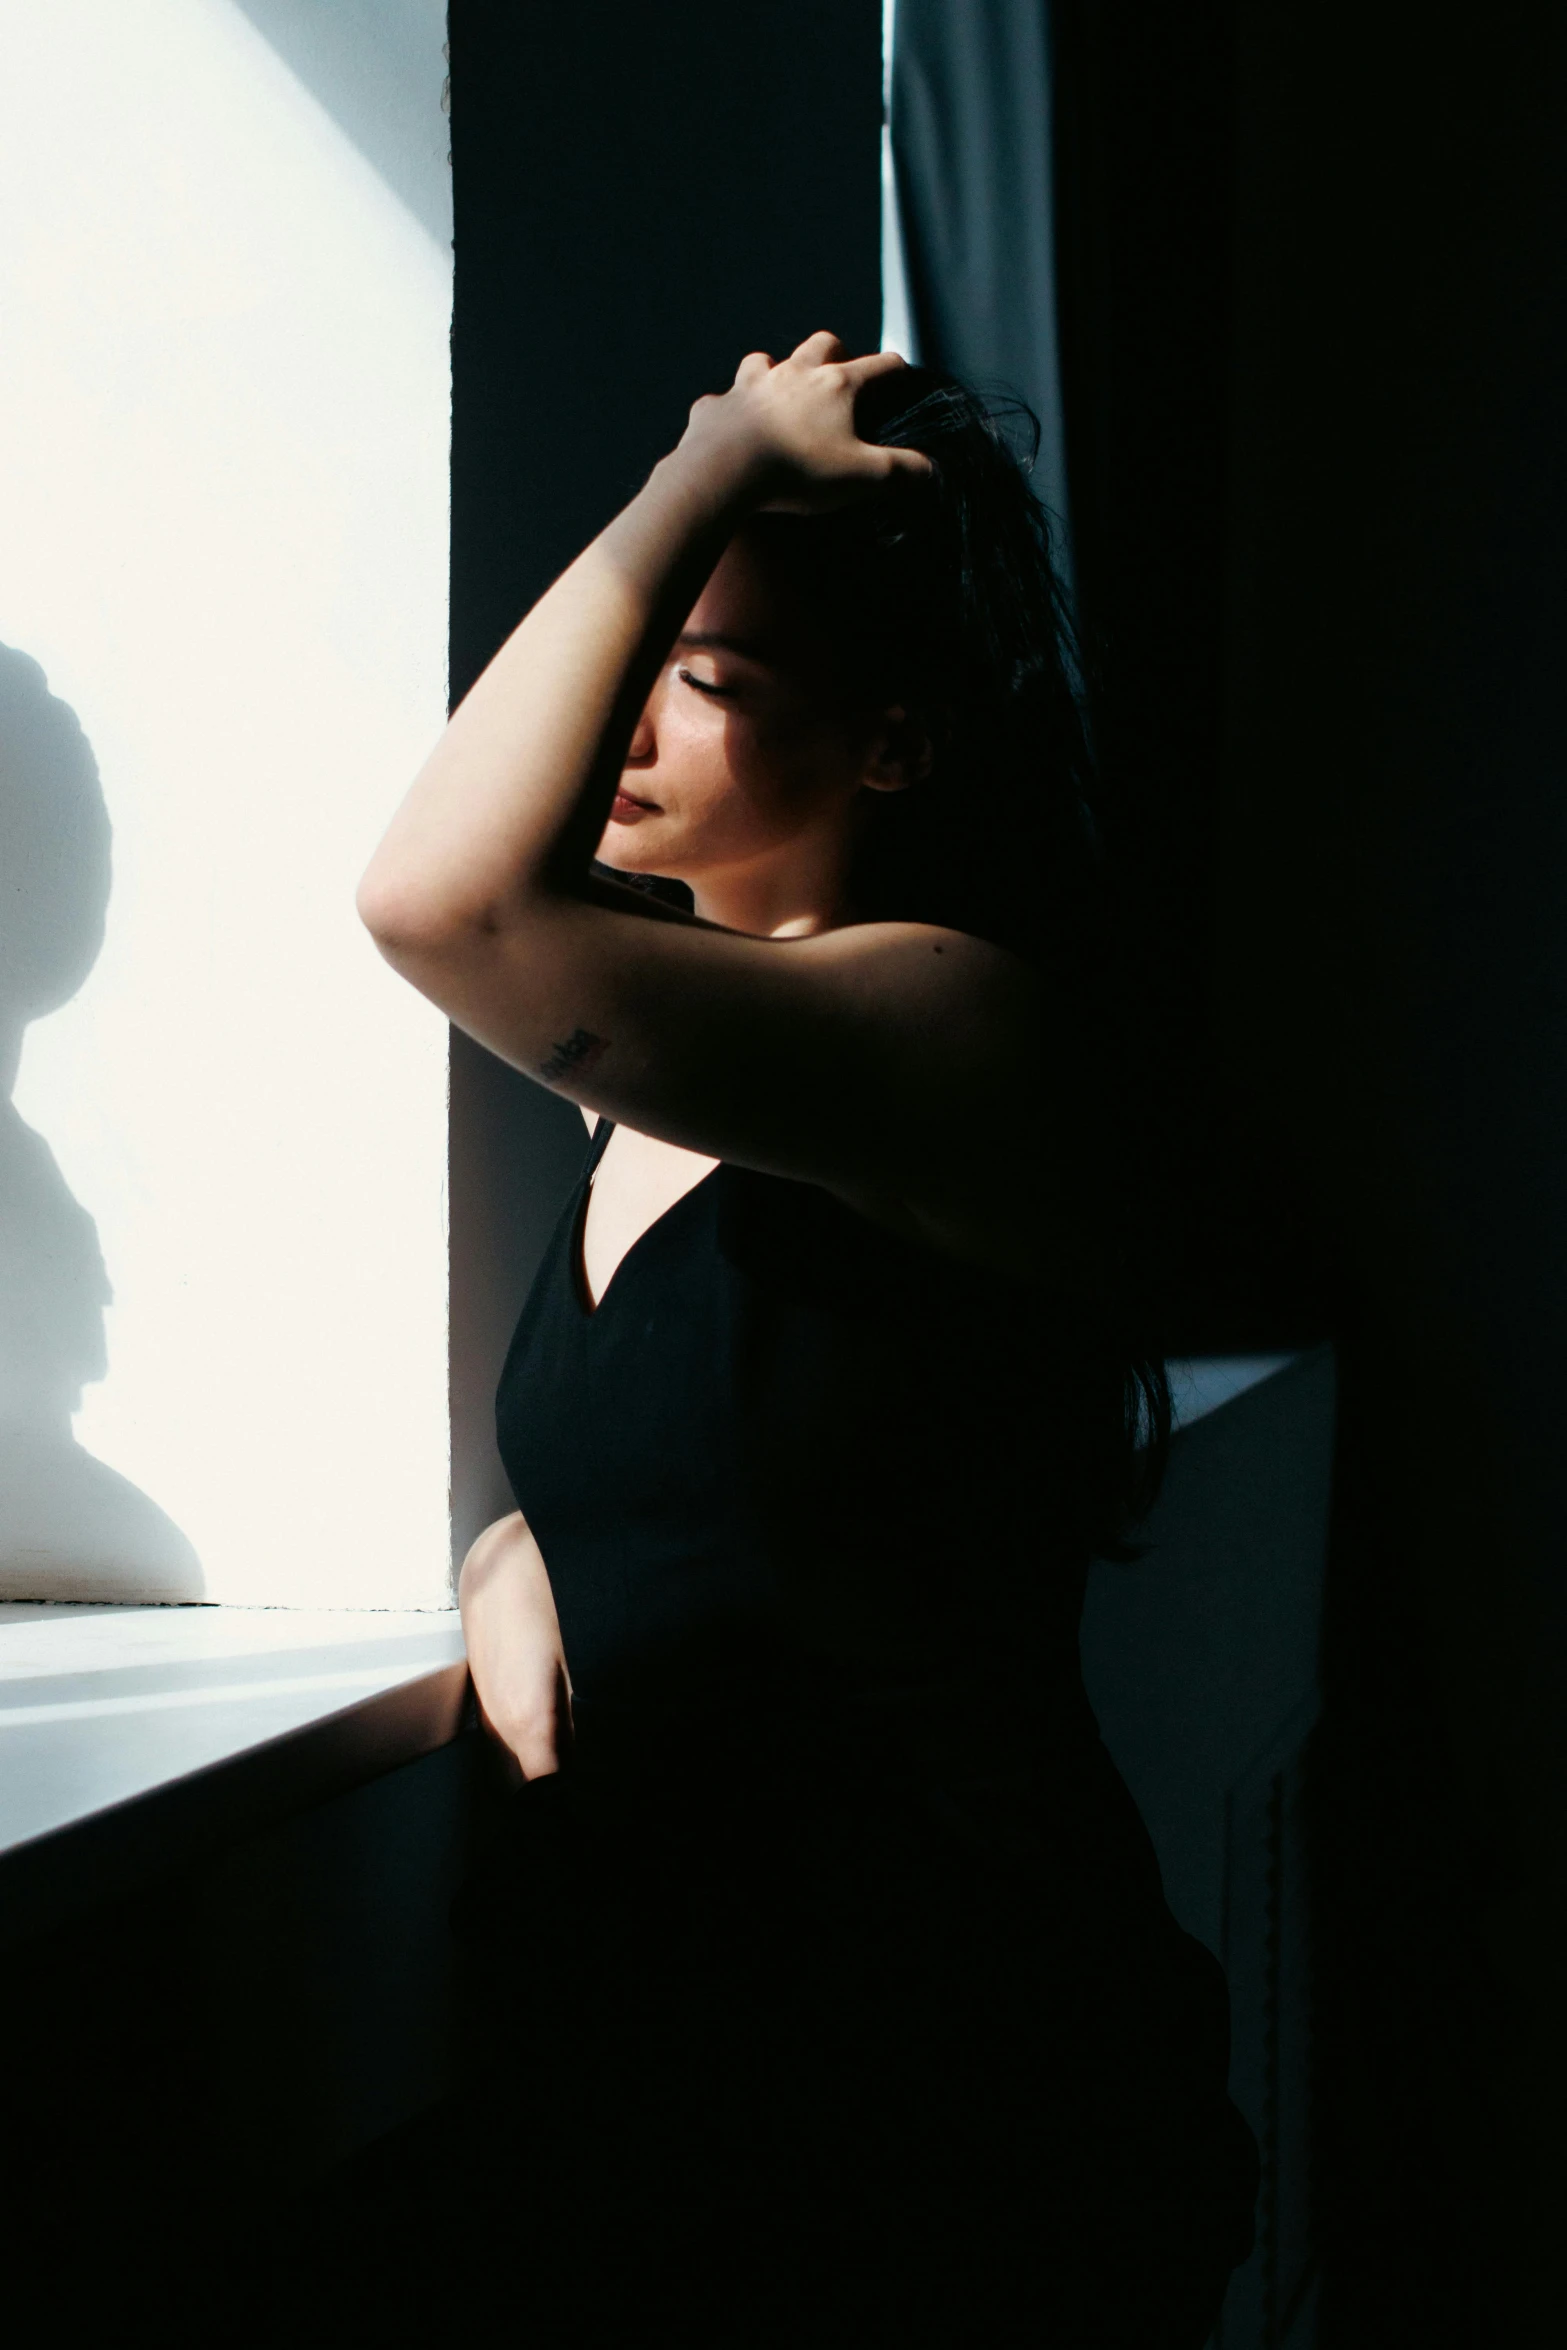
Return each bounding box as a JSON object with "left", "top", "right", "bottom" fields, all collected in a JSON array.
[{"left": 585, "top": 1116, "right": 616, "bottom": 1178}]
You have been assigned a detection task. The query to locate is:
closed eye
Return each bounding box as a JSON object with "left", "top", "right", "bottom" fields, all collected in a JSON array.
[{"left": 677, "top": 668, "right": 735, "bottom": 699}]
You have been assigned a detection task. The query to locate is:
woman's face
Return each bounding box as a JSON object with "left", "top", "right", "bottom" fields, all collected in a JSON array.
[{"left": 597, "top": 531, "right": 895, "bottom": 930}]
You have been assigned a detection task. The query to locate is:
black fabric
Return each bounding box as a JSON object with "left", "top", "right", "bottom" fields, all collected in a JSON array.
[
  {"left": 474, "top": 1125, "right": 1257, "bottom": 2340},
  {"left": 500, "top": 1118, "right": 1113, "bottom": 1719}
]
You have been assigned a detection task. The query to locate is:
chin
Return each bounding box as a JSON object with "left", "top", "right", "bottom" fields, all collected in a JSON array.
[
  {"left": 598, "top": 831, "right": 657, "bottom": 869},
  {"left": 596, "top": 833, "right": 685, "bottom": 885}
]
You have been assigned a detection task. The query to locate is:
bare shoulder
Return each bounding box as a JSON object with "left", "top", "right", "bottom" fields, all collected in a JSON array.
[
  {"left": 793, "top": 921, "right": 1061, "bottom": 1275},
  {"left": 799, "top": 918, "right": 1045, "bottom": 1040},
  {"left": 833, "top": 920, "right": 1046, "bottom": 1116}
]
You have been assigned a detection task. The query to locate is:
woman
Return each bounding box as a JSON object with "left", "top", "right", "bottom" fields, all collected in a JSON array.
[{"left": 359, "top": 335, "right": 1257, "bottom": 2344}]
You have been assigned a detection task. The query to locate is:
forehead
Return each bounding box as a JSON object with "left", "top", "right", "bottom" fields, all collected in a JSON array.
[{"left": 682, "top": 531, "right": 830, "bottom": 669}]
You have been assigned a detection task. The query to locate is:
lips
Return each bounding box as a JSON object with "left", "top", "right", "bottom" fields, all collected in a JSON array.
[{"left": 609, "top": 791, "right": 658, "bottom": 822}]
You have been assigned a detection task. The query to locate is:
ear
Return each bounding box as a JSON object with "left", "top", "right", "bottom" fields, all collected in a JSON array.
[{"left": 859, "top": 704, "right": 934, "bottom": 796}]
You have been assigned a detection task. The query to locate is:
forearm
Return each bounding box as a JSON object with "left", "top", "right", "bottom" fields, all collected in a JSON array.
[{"left": 358, "top": 438, "right": 755, "bottom": 954}]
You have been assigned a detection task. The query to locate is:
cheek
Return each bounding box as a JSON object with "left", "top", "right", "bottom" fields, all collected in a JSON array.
[
  {"left": 647, "top": 689, "right": 857, "bottom": 853},
  {"left": 659, "top": 702, "right": 787, "bottom": 836},
  {"left": 701, "top": 730, "right": 827, "bottom": 848},
  {"left": 659, "top": 699, "right": 737, "bottom": 805},
  {"left": 728, "top": 711, "right": 857, "bottom": 818}
]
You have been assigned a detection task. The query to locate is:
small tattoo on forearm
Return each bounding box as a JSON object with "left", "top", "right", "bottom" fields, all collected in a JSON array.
[{"left": 538, "top": 1026, "right": 609, "bottom": 1085}]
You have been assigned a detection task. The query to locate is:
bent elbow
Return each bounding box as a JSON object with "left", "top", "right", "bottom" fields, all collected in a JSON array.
[
  {"left": 356, "top": 864, "right": 428, "bottom": 955},
  {"left": 356, "top": 865, "right": 498, "bottom": 966}
]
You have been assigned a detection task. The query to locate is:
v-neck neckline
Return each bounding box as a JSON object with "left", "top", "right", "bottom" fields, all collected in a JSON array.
[{"left": 571, "top": 1135, "right": 723, "bottom": 1321}]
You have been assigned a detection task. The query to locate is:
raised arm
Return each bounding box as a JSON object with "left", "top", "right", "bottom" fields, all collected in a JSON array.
[{"left": 357, "top": 336, "right": 1059, "bottom": 1274}]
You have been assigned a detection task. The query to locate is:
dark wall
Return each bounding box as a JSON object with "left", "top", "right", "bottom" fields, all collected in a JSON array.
[
  {"left": 446, "top": 0, "right": 884, "bottom": 1562},
  {"left": 1211, "top": 6, "right": 1567, "bottom": 2342},
  {"left": 0, "top": 1739, "right": 482, "bottom": 2335}
]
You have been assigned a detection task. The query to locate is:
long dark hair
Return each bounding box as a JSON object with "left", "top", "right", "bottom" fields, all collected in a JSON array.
[
  {"left": 745, "top": 370, "right": 1092, "bottom": 962},
  {"left": 749, "top": 368, "right": 1170, "bottom": 1557}
]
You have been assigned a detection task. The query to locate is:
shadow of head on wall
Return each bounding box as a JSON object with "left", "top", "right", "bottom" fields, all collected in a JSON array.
[{"left": 0, "top": 642, "right": 201, "bottom": 1600}]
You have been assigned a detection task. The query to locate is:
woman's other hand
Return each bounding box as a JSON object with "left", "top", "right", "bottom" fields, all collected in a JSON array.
[
  {"left": 680, "top": 332, "right": 933, "bottom": 514},
  {"left": 458, "top": 1511, "right": 573, "bottom": 1782}
]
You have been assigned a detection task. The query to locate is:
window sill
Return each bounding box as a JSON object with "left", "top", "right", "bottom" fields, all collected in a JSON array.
[
  {"left": 0, "top": 1601, "right": 467, "bottom": 1948},
  {"left": 1168, "top": 1353, "right": 1301, "bottom": 1430}
]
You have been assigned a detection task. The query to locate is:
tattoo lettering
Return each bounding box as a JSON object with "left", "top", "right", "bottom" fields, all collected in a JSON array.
[{"left": 538, "top": 1026, "right": 609, "bottom": 1086}]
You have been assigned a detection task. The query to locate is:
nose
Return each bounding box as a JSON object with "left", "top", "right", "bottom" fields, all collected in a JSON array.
[{"left": 625, "top": 699, "right": 656, "bottom": 764}]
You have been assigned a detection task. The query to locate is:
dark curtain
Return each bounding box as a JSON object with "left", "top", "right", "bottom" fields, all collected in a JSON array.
[
  {"left": 893, "top": 0, "right": 1325, "bottom": 1351},
  {"left": 890, "top": 0, "right": 1071, "bottom": 544}
]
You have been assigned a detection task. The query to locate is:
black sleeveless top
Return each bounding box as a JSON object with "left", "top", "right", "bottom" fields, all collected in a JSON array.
[
  {"left": 487, "top": 1122, "right": 1260, "bottom": 2325},
  {"left": 505, "top": 1124, "right": 1093, "bottom": 1671},
  {"left": 499, "top": 1121, "right": 1155, "bottom": 1869}
]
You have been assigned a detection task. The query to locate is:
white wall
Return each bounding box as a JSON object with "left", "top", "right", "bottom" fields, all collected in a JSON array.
[{"left": 0, "top": 1, "right": 454, "bottom": 1606}]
